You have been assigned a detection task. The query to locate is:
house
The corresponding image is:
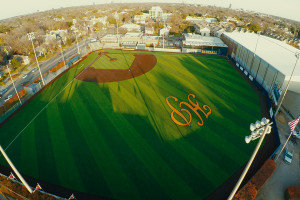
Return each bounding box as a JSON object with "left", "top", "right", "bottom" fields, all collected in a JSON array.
[
  {"left": 13, "top": 55, "right": 30, "bottom": 65},
  {"left": 134, "top": 13, "right": 150, "bottom": 24},
  {"left": 160, "top": 27, "right": 170, "bottom": 36},
  {"left": 186, "top": 16, "right": 204, "bottom": 23},
  {"left": 205, "top": 18, "right": 217, "bottom": 23},
  {"left": 149, "top": 6, "right": 163, "bottom": 19},
  {"left": 145, "top": 27, "right": 154, "bottom": 35},
  {"left": 35, "top": 46, "right": 47, "bottom": 57},
  {"left": 200, "top": 27, "right": 210, "bottom": 36},
  {"left": 44, "top": 29, "right": 67, "bottom": 45},
  {"left": 120, "top": 24, "right": 141, "bottom": 32}
]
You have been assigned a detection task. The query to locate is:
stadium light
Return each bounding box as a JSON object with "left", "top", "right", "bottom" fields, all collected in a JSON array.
[
  {"left": 72, "top": 19, "right": 80, "bottom": 54},
  {"left": 27, "top": 32, "right": 45, "bottom": 86},
  {"left": 227, "top": 118, "right": 272, "bottom": 200},
  {"left": 56, "top": 34, "right": 66, "bottom": 67},
  {"left": 0, "top": 146, "right": 33, "bottom": 193},
  {"left": 6, "top": 64, "right": 22, "bottom": 105}
]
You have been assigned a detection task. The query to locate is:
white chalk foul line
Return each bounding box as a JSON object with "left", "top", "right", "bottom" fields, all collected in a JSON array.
[{"left": 5, "top": 64, "right": 89, "bottom": 151}]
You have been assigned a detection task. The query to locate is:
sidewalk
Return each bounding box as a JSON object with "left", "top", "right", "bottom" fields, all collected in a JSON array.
[{"left": 255, "top": 110, "right": 300, "bottom": 200}]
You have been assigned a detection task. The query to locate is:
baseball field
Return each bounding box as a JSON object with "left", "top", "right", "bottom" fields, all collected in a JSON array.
[{"left": 0, "top": 50, "right": 261, "bottom": 199}]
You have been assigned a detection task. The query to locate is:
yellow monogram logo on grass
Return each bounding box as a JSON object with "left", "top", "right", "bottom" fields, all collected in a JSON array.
[{"left": 166, "top": 94, "right": 212, "bottom": 126}]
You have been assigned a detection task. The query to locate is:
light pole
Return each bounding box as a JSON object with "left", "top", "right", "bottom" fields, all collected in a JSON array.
[
  {"left": 6, "top": 64, "right": 22, "bottom": 105},
  {"left": 274, "top": 52, "right": 299, "bottom": 117},
  {"left": 27, "top": 32, "right": 45, "bottom": 85},
  {"left": 0, "top": 145, "right": 33, "bottom": 193},
  {"left": 56, "top": 34, "right": 66, "bottom": 67},
  {"left": 227, "top": 118, "right": 272, "bottom": 200},
  {"left": 72, "top": 19, "right": 80, "bottom": 54}
]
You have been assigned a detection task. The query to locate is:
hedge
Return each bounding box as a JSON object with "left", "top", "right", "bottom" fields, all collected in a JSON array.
[
  {"left": 233, "top": 159, "right": 276, "bottom": 200},
  {"left": 285, "top": 186, "right": 300, "bottom": 200}
]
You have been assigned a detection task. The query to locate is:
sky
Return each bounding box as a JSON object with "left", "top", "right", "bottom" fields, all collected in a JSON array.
[{"left": 0, "top": 0, "right": 299, "bottom": 22}]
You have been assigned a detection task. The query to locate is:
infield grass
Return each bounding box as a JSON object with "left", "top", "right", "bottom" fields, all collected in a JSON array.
[{"left": 0, "top": 50, "right": 261, "bottom": 200}]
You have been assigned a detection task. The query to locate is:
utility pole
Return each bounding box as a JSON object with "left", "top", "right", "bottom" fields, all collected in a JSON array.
[
  {"left": 72, "top": 19, "right": 80, "bottom": 54},
  {"left": 274, "top": 53, "right": 299, "bottom": 117},
  {"left": 163, "top": 20, "right": 165, "bottom": 49},
  {"left": 27, "top": 32, "right": 45, "bottom": 85},
  {"left": 6, "top": 65, "right": 22, "bottom": 105}
]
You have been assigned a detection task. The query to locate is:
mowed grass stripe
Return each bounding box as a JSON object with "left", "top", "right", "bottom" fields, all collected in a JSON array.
[
  {"left": 45, "top": 101, "right": 85, "bottom": 192},
  {"left": 76, "top": 83, "right": 170, "bottom": 199},
  {"left": 56, "top": 102, "right": 113, "bottom": 197},
  {"left": 20, "top": 122, "right": 39, "bottom": 178},
  {"left": 68, "top": 85, "right": 141, "bottom": 199},
  {"left": 83, "top": 83, "right": 198, "bottom": 200},
  {"left": 34, "top": 109, "right": 61, "bottom": 185}
]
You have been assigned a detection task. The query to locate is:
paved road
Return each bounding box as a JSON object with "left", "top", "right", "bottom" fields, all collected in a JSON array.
[{"left": 0, "top": 39, "right": 89, "bottom": 106}]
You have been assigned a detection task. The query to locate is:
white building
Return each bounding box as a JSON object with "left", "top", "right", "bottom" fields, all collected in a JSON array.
[
  {"left": 149, "top": 6, "right": 163, "bottom": 19},
  {"left": 120, "top": 24, "right": 141, "bottom": 32},
  {"left": 145, "top": 27, "right": 154, "bottom": 35},
  {"left": 222, "top": 32, "right": 300, "bottom": 116},
  {"left": 134, "top": 13, "right": 150, "bottom": 24},
  {"left": 183, "top": 33, "right": 227, "bottom": 48},
  {"left": 44, "top": 29, "right": 67, "bottom": 44},
  {"left": 13, "top": 55, "right": 30, "bottom": 65},
  {"left": 160, "top": 27, "right": 170, "bottom": 36},
  {"left": 200, "top": 27, "right": 210, "bottom": 36},
  {"left": 186, "top": 16, "right": 204, "bottom": 23},
  {"left": 205, "top": 18, "right": 217, "bottom": 23}
]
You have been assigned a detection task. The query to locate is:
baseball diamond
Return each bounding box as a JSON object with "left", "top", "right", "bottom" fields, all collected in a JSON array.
[{"left": 0, "top": 50, "right": 262, "bottom": 199}]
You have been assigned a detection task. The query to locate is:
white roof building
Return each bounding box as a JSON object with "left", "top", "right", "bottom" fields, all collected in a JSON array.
[
  {"left": 120, "top": 24, "right": 141, "bottom": 32},
  {"left": 222, "top": 32, "right": 300, "bottom": 117},
  {"left": 160, "top": 27, "right": 170, "bottom": 36},
  {"left": 223, "top": 32, "right": 300, "bottom": 91},
  {"left": 186, "top": 16, "right": 204, "bottom": 22},
  {"left": 205, "top": 18, "right": 217, "bottom": 23},
  {"left": 149, "top": 6, "right": 163, "bottom": 19},
  {"left": 134, "top": 13, "right": 150, "bottom": 24},
  {"left": 183, "top": 33, "right": 227, "bottom": 47},
  {"left": 200, "top": 27, "right": 210, "bottom": 36}
]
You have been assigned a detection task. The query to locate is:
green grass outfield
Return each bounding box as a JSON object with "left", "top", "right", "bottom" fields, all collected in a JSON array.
[{"left": 0, "top": 50, "right": 261, "bottom": 199}]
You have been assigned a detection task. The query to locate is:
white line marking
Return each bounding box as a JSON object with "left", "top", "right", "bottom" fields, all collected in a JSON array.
[{"left": 5, "top": 65, "right": 89, "bottom": 151}]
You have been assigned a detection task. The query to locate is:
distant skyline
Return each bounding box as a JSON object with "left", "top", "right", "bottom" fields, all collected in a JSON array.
[{"left": 0, "top": 0, "right": 299, "bottom": 22}]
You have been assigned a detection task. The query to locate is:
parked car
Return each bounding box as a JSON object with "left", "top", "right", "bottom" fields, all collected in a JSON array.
[
  {"left": 4, "top": 95, "right": 12, "bottom": 103},
  {"left": 284, "top": 149, "right": 293, "bottom": 164},
  {"left": 0, "top": 88, "right": 8, "bottom": 95},
  {"left": 31, "top": 68, "right": 37, "bottom": 73},
  {"left": 292, "top": 130, "right": 300, "bottom": 139}
]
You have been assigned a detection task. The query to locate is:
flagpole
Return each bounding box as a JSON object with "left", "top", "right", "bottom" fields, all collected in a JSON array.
[
  {"left": 0, "top": 145, "right": 33, "bottom": 193},
  {"left": 274, "top": 116, "right": 299, "bottom": 161}
]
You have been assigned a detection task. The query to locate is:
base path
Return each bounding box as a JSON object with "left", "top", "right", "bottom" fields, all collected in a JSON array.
[{"left": 76, "top": 53, "right": 157, "bottom": 83}]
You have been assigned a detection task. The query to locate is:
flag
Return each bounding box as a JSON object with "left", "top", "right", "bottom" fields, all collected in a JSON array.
[
  {"left": 33, "top": 183, "right": 42, "bottom": 192},
  {"left": 288, "top": 116, "right": 300, "bottom": 133},
  {"left": 8, "top": 172, "right": 16, "bottom": 180},
  {"left": 68, "top": 194, "right": 75, "bottom": 200}
]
